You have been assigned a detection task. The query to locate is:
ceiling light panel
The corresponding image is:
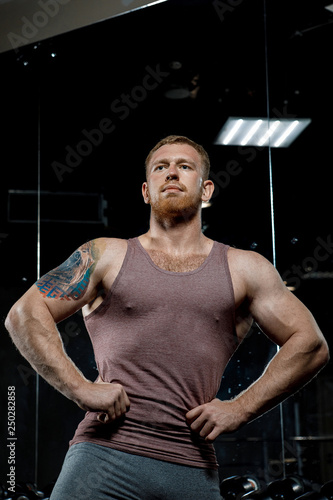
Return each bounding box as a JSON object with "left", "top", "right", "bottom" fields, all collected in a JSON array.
[{"left": 215, "top": 117, "right": 311, "bottom": 148}]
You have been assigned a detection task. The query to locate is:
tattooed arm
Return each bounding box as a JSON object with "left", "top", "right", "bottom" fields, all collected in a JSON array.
[
  {"left": 5, "top": 237, "right": 130, "bottom": 422},
  {"left": 35, "top": 240, "right": 97, "bottom": 302}
]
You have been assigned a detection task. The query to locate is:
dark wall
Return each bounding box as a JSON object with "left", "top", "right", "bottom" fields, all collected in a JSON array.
[{"left": 1, "top": 0, "right": 333, "bottom": 491}]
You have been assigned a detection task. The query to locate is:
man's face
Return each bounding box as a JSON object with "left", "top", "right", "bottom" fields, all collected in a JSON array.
[{"left": 142, "top": 143, "right": 213, "bottom": 222}]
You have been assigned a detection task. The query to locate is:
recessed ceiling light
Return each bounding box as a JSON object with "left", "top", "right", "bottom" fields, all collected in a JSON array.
[{"left": 214, "top": 117, "right": 311, "bottom": 148}]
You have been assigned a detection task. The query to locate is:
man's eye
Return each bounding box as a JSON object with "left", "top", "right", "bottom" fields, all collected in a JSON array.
[
  {"left": 156, "top": 165, "right": 165, "bottom": 171},
  {"left": 180, "top": 165, "right": 190, "bottom": 169}
]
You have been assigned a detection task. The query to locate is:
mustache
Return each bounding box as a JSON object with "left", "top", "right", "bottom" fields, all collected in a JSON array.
[{"left": 160, "top": 182, "right": 187, "bottom": 193}]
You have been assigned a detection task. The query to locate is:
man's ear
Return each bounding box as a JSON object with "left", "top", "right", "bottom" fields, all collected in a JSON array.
[
  {"left": 201, "top": 180, "right": 214, "bottom": 202},
  {"left": 142, "top": 182, "right": 150, "bottom": 204}
]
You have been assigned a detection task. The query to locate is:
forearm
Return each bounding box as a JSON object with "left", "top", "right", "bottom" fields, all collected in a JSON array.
[
  {"left": 187, "top": 331, "right": 329, "bottom": 442},
  {"left": 5, "top": 305, "right": 90, "bottom": 405},
  {"left": 234, "top": 332, "right": 329, "bottom": 425}
]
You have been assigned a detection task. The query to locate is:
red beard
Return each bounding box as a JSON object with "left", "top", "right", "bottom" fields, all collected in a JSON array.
[{"left": 151, "top": 188, "right": 203, "bottom": 225}]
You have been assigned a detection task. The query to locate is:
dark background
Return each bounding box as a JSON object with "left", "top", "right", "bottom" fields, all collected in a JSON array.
[{"left": 1, "top": 0, "right": 333, "bottom": 492}]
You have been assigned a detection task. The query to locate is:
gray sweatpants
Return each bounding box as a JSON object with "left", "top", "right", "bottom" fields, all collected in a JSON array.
[{"left": 49, "top": 442, "right": 222, "bottom": 500}]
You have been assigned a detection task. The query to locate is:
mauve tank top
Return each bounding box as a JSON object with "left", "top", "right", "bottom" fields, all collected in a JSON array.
[{"left": 70, "top": 237, "right": 238, "bottom": 469}]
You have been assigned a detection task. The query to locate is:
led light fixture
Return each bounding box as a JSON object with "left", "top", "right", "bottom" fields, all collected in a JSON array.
[{"left": 214, "top": 117, "right": 311, "bottom": 148}]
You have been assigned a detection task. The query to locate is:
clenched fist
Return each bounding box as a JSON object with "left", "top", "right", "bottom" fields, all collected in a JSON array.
[{"left": 76, "top": 377, "right": 130, "bottom": 424}]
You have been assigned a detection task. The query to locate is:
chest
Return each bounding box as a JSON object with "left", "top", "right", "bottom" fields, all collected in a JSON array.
[{"left": 147, "top": 250, "right": 208, "bottom": 272}]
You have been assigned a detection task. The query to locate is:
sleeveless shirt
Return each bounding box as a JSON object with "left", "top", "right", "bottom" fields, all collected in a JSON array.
[{"left": 70, "top": 237, "right": 238, "bottom": 470}]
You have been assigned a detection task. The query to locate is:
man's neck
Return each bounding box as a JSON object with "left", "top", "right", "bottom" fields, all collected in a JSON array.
[{"left": 140, "top": 214, "right": 211, "bottom": 255}]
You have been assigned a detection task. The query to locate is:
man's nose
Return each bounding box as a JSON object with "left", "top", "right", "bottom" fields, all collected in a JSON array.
[{"left": 166, "top": 164, "right": 179, "bottom": 180}]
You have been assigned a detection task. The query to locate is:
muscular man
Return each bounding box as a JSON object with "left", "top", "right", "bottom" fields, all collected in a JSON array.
[{"left": 5, "top": 135, "right": 329, "bottom": 499}]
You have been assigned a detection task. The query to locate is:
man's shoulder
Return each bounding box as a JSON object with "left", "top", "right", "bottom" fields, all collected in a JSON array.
[
  {"left": 92, "top": 237, "right": 129, "bottom": 264},
  {"left": 85, "top": 237, "right": 130, "bottom": 286},
  {"left": 227, "top": 246, "right": 265, "bottom": 264},
  {"left": 227, "top": 245, "right": 272, "bottom": 263},
  {"left": 93, "top": 236, "right": 128, "bottom": 251},
  {"left": 227, "top": 246, "right": 284, "bottom": 298},
  {"left": 227, "top": 246, "right": 278, "bottom": 280}
]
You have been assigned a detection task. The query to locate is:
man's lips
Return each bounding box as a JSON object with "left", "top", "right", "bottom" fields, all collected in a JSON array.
[{"left": 162, "top": 184, "right": 184, "bottom": 192}]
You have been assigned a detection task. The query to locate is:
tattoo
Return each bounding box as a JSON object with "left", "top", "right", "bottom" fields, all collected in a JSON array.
[{"left": 35, "top": 241, "right": 98, "bottom": 300}]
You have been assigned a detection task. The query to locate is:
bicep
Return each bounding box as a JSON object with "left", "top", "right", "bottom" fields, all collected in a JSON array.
[
  {"left": 250, "top": 285, "right": 319, "bottom": 346},
  {"left": 20, "top": 240, "right": 103, "bottom": 323},
  {"left": 246, "top": 254, "right": 324, "bottom": 347}
]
